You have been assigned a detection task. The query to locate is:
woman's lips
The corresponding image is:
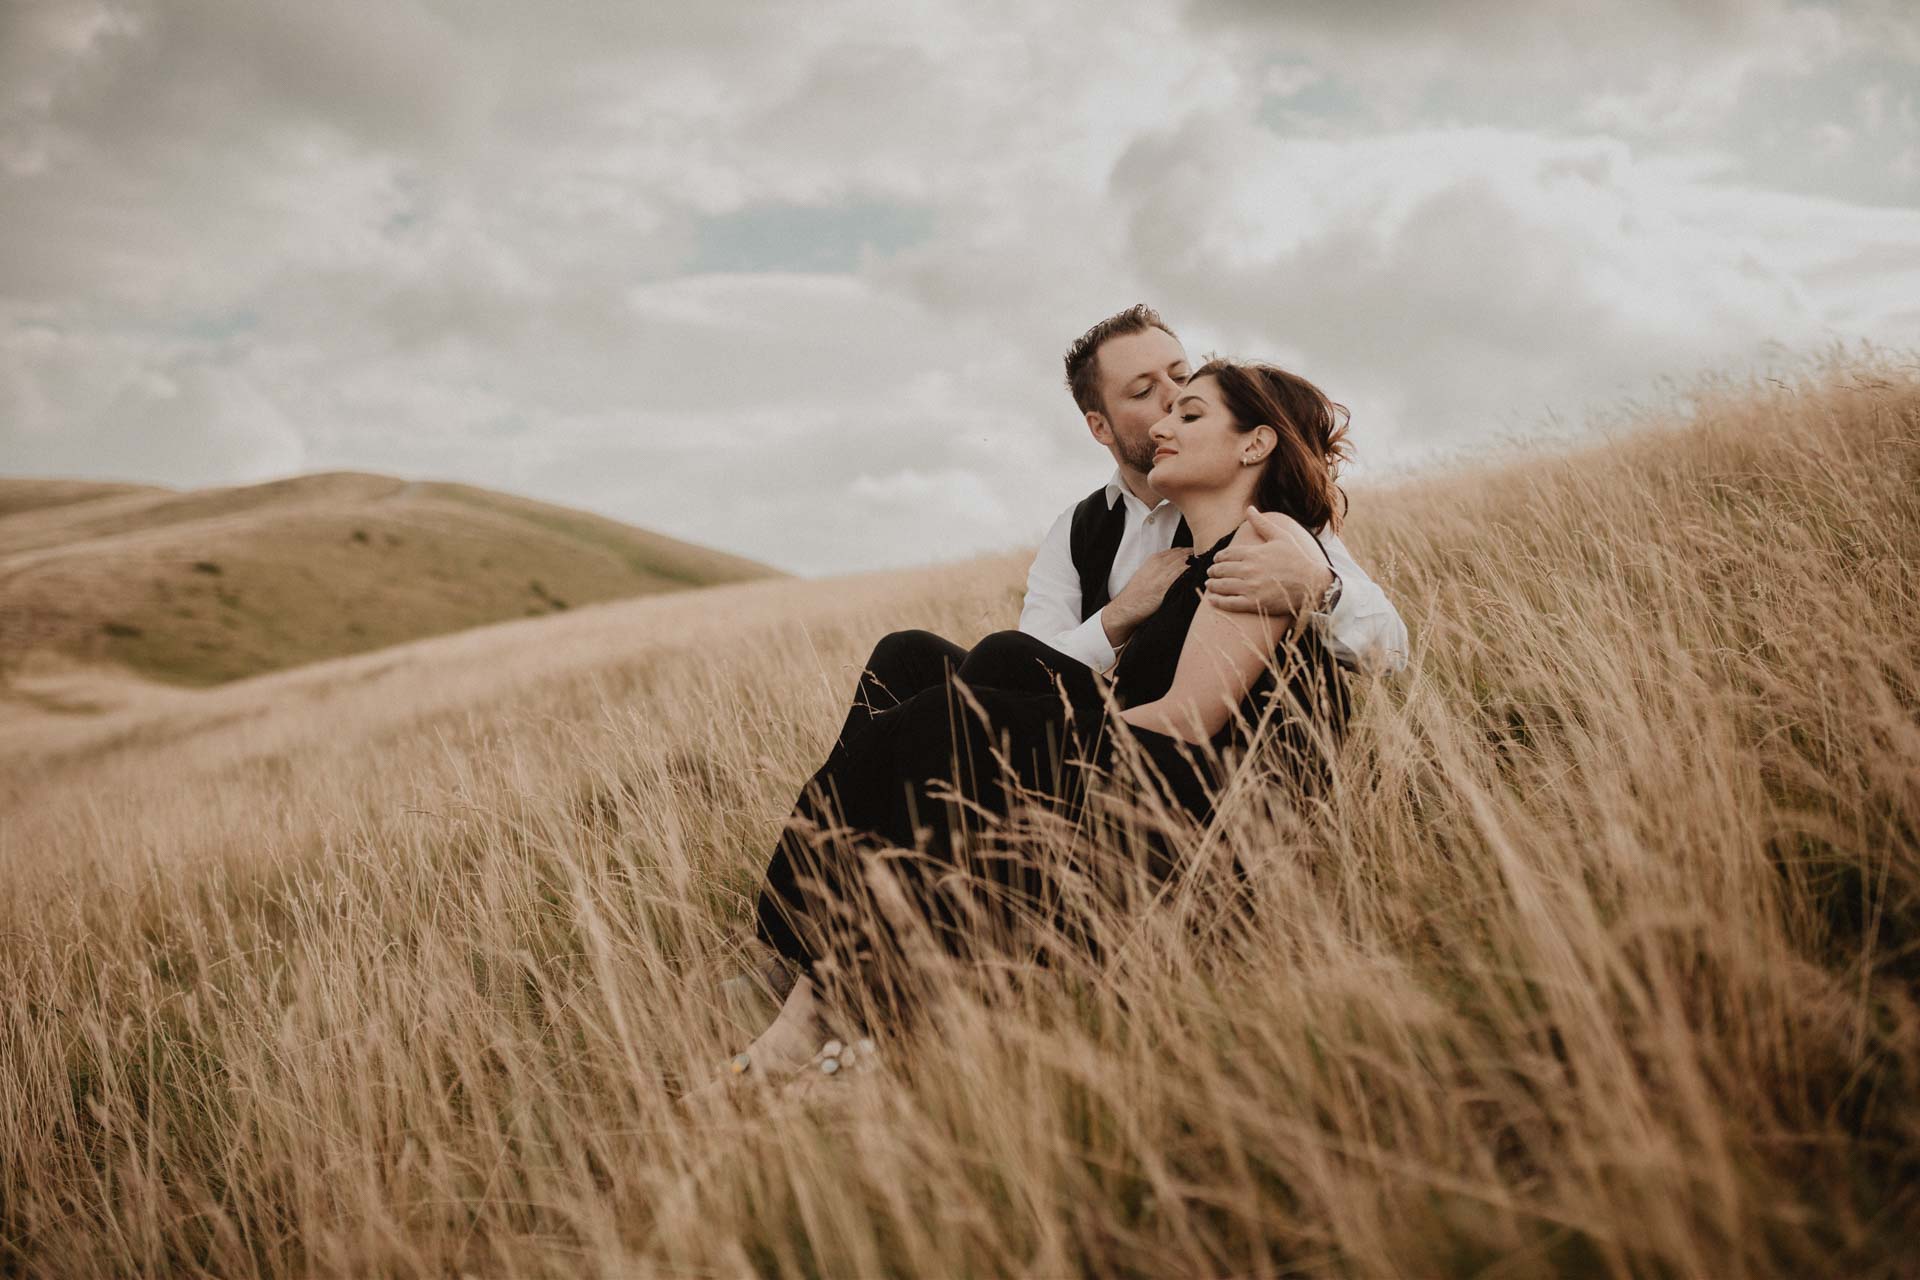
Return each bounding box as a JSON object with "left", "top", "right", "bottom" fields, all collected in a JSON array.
[{"left": 1153, "top": 447, "right": 1177, "bottom": 461}]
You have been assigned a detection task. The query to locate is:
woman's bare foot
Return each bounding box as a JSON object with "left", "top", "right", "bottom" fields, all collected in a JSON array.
[
  {"left": 777, "top": 1035, "right": 881, "bottom": 1108},
  {"left": 680, "top": 976, "right": 837, "bottom": 1109},
  {"left": 739, "top": 975, "right": 834, "bottom": 1072}
]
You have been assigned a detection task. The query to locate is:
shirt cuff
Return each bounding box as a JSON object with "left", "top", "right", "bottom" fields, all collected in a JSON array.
[{"left": 1050, "top": 610, "right": 1119, "bottom": 674}]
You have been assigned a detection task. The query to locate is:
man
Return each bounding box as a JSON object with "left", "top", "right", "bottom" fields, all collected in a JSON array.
[
  {"left": 1020, "top": 304, "right": 1407, "bottom": 676},
  {"left": 851, "top": 305, "right": 1405, "bottom": 715}
]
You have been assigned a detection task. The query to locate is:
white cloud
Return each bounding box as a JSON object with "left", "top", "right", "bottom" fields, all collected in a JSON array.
[
  {"left": 1, "top": 0, "right": 1917, "bottom": 575},
  {"left": 0, "top": 325, "right": 305, "bottom": 485},
  {"left": 1200, "top": 0, "right": 1901, "bottom": 117},
  {"left": 1115, "top": 117, "right": 1918, "bottom": 464}
]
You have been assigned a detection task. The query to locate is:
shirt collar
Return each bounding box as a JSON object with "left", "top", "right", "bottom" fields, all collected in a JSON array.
[{"left": 1104, "top": 467, "right": 1175, "bottom": 516}]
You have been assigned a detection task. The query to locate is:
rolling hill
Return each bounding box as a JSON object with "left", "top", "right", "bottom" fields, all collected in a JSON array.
[{"left": 0, "top": 471, "right": 780, "bottom": 688}]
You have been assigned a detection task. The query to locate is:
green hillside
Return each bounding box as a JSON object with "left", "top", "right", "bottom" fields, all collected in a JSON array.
[
  {"left": 0, "top": 478, "right": 168, "bottom": 520},
  {"left": 0, "top": 471, "right": 780, "bottom": 687}
]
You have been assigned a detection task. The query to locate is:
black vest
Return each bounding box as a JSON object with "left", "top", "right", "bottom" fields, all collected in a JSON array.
[{"left": 1066, "top": 485, "right": 1191, "bottom": 622}]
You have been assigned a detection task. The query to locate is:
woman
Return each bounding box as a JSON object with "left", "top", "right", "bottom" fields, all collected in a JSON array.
[{"left": 724, "top": 359, "right": 1355, "bottom": 1086}]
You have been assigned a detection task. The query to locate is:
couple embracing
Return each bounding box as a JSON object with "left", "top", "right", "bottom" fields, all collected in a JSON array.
[{"left": 708, "top": 304, "right": 1406, "bottom": 1094}]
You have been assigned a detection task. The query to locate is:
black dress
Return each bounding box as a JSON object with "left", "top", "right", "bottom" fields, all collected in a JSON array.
[{"left": 754, "top": 529, "right": 1348, "bottom": 1006}]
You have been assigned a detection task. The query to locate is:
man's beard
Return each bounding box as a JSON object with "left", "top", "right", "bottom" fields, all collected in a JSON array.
[{"left": 1114, "top": 431, "right": 1158, "bottom": 474}]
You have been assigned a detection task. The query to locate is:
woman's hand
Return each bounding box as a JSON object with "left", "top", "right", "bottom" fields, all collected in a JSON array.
[
  {"left": 1100, "top": 547, "right": 1194, "bottom": 647},
  {"left": 1204, "top": 507, "right": 1333, "bottom": 616},
  {"left": 1118, "top": 518, "right": 1305, "bottom": 745}
]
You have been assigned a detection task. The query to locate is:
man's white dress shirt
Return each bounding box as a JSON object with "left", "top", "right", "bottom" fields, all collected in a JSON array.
[{"left": 1018, "top": 470, "right": 1410, "bottom": 676}]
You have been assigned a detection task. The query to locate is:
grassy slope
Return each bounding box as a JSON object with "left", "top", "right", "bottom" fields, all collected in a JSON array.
[
  {"left": 0, "top": 477, "right": 169, "bottom": 520},
  {"left": 0, "top": 471, "right": 779, "bottom": 687},
  {"left": 0, "top": 357, "right": 1915, "bottom": 1278}
]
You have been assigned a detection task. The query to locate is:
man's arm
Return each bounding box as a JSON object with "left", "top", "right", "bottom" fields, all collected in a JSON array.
[
  {"left": 1018, "top": 505, "right": 1121, "bottom": 673},
  {"left": 1315, "top": 531, "right": 1409, "bottom": 674},
  {"left": 1204, "top": 511, "right": 1409, "bottom": 674}
]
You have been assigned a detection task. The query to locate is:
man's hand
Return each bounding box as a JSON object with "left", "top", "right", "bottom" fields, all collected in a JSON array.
[
  {"left": 1205, "top": 507, "right": 1333, "bottom": 616},
  {"left": 1100, "top": 547, "right": 1192, "bottom": 647}
]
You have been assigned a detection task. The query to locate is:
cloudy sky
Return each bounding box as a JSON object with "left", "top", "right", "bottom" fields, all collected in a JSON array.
[{"left": 4, "top": 0, "right": 1918, "bottom": 574}]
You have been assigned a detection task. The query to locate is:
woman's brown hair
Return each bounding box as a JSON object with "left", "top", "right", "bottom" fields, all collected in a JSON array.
[{"left": 1190, "top": 358, "right": 1352, "bottom": 533}]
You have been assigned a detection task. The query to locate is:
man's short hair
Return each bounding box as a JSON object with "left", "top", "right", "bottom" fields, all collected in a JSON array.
[{"left": 1062, "top": 304, "right": 1179, "bottom": 418}]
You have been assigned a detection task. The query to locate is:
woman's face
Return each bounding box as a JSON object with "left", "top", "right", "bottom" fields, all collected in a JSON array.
[{"left": 1147, "top": 374, "right": 1268, "bottom": 496}]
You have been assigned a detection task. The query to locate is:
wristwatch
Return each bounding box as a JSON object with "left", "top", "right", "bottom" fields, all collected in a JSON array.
[
  {"left": 1311, "top": 571, "right": 1343, "bottom": 618},
  {"left": 1287, "top": 570, "right": 1341, "bottom": 641}
]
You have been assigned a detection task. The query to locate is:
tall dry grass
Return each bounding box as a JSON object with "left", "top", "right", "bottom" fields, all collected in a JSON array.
[{"left": 2, "top": 352, "right": 1917, "bottom": 1278}]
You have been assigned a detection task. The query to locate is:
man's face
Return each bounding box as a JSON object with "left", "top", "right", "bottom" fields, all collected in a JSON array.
[{"left": 1089, "top": 327, "right": 1190, "bottom": 475}]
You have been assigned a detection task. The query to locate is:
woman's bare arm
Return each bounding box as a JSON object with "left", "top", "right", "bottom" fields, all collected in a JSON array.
[{"left": 1117, "top": 521, "right": 1322, "bottom": 743}]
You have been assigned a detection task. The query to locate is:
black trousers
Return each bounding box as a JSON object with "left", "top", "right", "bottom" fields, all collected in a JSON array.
[
  {"left": 755, "top": 627, "right": 1348, "bottom": 1017},
  {"left": 833, "top": 627, "right": 1099, "bottom": 747},
  {"left": 759, "top": 630, "right": 1108, "bottom": 1008}
]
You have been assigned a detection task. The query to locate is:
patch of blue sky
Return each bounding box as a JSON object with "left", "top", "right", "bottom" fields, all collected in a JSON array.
[
  {"left": 1257, "top": 63, "right": 1375, "bottom": 136},
  {"left": 689, "top": 202, "right": 934, "bottom": 274},
  {"left": 182, "top": 309, "right": 262, "bottom": 343},
  {"left": 474, "top": 410, "right": 530, "bottom": 439},
  {"left": 383, "top": 206, "right": 422, "bottom": 235}
]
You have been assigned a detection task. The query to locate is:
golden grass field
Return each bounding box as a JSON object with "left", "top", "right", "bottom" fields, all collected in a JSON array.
[{"left": 2, "top": 353, "right": 1917, "bottom": 1277}]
